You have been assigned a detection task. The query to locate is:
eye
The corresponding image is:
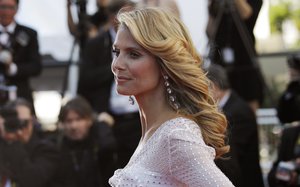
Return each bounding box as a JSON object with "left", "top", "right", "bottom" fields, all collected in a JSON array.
[
  {"left": 129, "top": 51, "right": 140, "bottom": 59},
  {"left": 112, "top": 48, "right": 120, "bottom": 57}
]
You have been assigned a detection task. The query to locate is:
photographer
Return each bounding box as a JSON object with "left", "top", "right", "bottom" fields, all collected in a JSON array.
[
  {"left": 67, "top": 0, "right": 109, "bottom": 43},
  {"left": 206, "top": 0, "right": 264, "bottom": 112},
  {"left": 277, "top": 54, "right": 300, "bottom": 124},
  {"left": 54, "top": 96, "right": 116, "bottom": 187},
  {"left": 268, "top": 124, "right": 300, "bottom": 187},
  {"left": 0, "top": 98, "right": 59, "bottom": 187},
  {"left": 0, "top": 0, "right": 42, "bottom": 110}
]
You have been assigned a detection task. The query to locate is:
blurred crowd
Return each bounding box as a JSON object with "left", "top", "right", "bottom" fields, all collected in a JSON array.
[{"left": 0, "top": 0, "right": 299, "bottom": 187}]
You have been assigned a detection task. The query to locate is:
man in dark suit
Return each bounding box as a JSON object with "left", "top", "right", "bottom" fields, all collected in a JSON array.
[
  {"left": 0, "top": 0, "right": 42, "bottom": 107},
  {"left": 206, "top": 63, "right": 264, "bottom": 187},
  {"left": 77, "top": 0, "right": 141, "bottom": 169}
]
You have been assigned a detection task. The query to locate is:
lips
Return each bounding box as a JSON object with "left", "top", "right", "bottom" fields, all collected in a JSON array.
[{"left": 116, "top": 75, "right": 131, "bottom": 83}]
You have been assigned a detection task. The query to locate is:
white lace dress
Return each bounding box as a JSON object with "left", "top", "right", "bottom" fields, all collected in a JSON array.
[{"left": 109, "top": 117, "right": 234, "bottom": 187}]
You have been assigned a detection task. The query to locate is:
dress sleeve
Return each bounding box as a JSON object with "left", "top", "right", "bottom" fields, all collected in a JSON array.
[{"left": 168, "top": 124, "right": 234, "bottom": 187}]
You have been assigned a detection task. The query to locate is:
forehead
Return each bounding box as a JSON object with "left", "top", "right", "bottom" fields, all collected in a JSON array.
[
  {"left": 65, "top": 110, "right": 81, "bottom": 118},
  {"left": 114, "top": 25, "right": 139, "bottom": 46},
  {"left": 16, "top": 105, "right": 31, "bottom": 119}
]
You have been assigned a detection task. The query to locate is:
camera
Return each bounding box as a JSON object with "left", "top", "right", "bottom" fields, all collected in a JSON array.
[
  {"left": 276, "top": 161, "right": 297, "bottom": 181},
  {"left": 0, "top": 106, "right": 28, "bottom": 133},
  {"left": 0, "top": 84, "right": 17, "bottom": 106},
  {"left": 276, "top": 160, "right": 300, "bottom": 185}
]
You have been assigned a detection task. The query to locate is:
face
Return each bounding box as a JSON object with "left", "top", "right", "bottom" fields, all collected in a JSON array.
[
  {"left": 62, "top": 110, "right": 92, "bottom": 141},
  {"left": 289, "top": 67, "right": 300, "bottom": 81},
  {"left": 2, "top": 105, "right": 33, "bottom": 143},
  {"left": 111, "top": 25, "right": 162, "bottom": 97},
  {"left": 97, "top": 0, "right": 108, "bottom": 7},
  {"left": 210, "top": 82, "right": 222, "bottom": 102},
  {"left": 0, "top": 0, "right": 17, "bottom": 26}
]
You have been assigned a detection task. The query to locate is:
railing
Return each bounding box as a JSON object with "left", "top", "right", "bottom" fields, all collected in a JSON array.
[{"left": 257, "top": 108, "right": 283, "bottom": 187}]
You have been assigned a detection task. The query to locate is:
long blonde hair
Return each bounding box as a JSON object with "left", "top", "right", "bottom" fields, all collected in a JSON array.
[{"left": 117, "top": 7, "right": 229, "bottom": 157}]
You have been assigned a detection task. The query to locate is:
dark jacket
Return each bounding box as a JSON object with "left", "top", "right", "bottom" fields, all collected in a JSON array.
[
  {"left": 0, "top": 129, "right": 59, "bottom": 187},
  {"left": 208, "top": 0, "right": 265, "bottom": 103},
  {"left": 77, "top": 30, "right": 114, "bottom": 113},
  {"left": 277, "top": 80, "right": 300, "bottom": 124},
  {"left": 54, "top": 121, "right": 116, "bottom": 187},
  {"left": 216, "top": 91, "right": 264, "bottom": 187},
  {"left": 2, "top": 24, "right": 42, "bottom": 104}
]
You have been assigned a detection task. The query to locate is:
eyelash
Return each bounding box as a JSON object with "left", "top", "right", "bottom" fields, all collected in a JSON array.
[
  {"left": 112, "top": 49, "right": 141, "bottom": 59},
  {"left": 112, "top": 49, "right": 120, "bottom": 57},
  {"left": 129, "top": 52, "right": 140, "bottom": 59}
]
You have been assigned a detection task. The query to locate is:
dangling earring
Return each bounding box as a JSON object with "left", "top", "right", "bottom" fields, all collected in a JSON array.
[
  {"left": 129, "top": 95, "right": 135, "bottom": 105},
  {"left": 163, "top": 75, "right": 180, "bottom": 110}
]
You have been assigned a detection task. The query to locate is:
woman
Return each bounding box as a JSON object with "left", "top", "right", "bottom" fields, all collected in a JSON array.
[{"left": 109, "top": 7, "right": 234, "bottom": 186}]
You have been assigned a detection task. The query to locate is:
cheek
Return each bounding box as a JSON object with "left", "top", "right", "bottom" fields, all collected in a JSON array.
[
  {"left": 63, "top": 124, "right": 75, "bottom": 134},
  {"left": 77, "top": 121, "right": 91, "bottom": 134},
  {"left": 4, "top": 132, "right": 17, "bottom": 141},
  {"left": 132, "top": 58, "right": 160, "bottom": 80}
]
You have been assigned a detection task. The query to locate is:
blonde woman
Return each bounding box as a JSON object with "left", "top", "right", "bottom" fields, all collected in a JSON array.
[{"left": 109, "top": 7, "right": 234, "bottom": 186}]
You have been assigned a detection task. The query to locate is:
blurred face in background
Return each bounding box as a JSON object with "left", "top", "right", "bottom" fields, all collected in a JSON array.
[
  {"left": 15, "top": 105, "right": 33, "bottom": 143},
  {"left": 209, "top": 82, "right": 223, "bottom": 102},
  {"left": 289, "top": 68, "right": 300, "bottom": 82},
  {"left": 62, "top": 110, "right": 92, "bottom": 141},
  {"left": 1, "top": 105, "right": 33, "bottom": 144},
  {"left": 97, "top": 0, "right": 109, "bottom": 7},
  {"left": 0, "top": 0, "right": 17, "bottom": 26}
]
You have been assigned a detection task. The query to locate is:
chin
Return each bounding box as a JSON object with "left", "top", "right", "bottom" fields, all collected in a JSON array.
[{"left": 116, "top": 88, "right": 132, "bottom": 96}]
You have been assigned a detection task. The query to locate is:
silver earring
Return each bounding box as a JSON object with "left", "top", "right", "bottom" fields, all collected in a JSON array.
[
  {"left": 129, "top": 95, "right": 134, "bottom": 105},
  {"left": 163, "top": 75, "right": 180, "bottom": 110}
]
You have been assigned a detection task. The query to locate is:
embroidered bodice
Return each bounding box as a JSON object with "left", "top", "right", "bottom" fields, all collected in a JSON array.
[{"left": 109, "top": 117, "right": 234, "bottom": 187}]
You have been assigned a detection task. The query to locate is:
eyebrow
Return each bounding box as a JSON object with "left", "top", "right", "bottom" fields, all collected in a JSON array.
[{"left": 113, "top": 44, "right": 144, "bottom": 52}]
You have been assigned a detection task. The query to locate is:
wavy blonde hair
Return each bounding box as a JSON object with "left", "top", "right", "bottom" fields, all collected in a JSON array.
[{"left": 117, "top": 7, "right": 229, "bottom": 157}]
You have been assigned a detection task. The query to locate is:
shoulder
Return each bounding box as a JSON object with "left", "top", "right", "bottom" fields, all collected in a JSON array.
[
  {"left": 282, "top": 125, "right": 300, "bottom": 137},
  {"left": 86, "top": 30, "right": 110, "bottom": 45},
  {"left": 31, "top": 135, "right": 59, "bottom": 156},
  {"left": 227, "top": 92, "right": 250, "bottom": 110},
  {"left": 225, "top": 92, "right": 255, "bottom": 117},
  {"left": 160, "top": 117, "right": 216, "bottom": 160},
  {"left": 15, "top": 24, "right": 38, "bottom": 36},
  {"left": 286, "top": 81, "right": 300, "bottom": 94},
  {"left": 162, "top": 117, "right": 200, "bottom": 133},
  {"left": 92, "top": 121, "right": 116, "bottom": 149},
  {"left": 161, "top": 117, "right": 205, "bottom": 144}
]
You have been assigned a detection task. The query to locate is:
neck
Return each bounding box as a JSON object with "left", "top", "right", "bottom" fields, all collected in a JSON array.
[
  {"left": 219, "top": 89, "right": 230, "bottom": 100},
  {"left": 136, "top": 86, "right": 179, "bottom": 143}
]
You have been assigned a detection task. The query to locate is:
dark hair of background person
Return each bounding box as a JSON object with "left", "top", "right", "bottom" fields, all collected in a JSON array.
[
  {"left": 58, "top": 96, "right": 94, "bottom": 122},
  {"left": 206, "top": 63, "right": 231, "bottom": 90},
  {"left": 106, "top": 0, "right": 135, "bottom": 15},
  {"left": 4, "top": 97, "right": 33, "bottom": 115},
  {"left": 287, "top": 53, "right": 300, "bottom": 71}
]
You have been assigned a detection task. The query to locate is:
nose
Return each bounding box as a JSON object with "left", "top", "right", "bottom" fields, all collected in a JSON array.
[
  {"left": 65, "top": 119, "right": 79, "bottom": 131},
  {"left": 69, "top": 120, "right": 79, "bottom": 129},
  {"left": 111, "top": 55, "right": 125, "bottom": 74}
]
